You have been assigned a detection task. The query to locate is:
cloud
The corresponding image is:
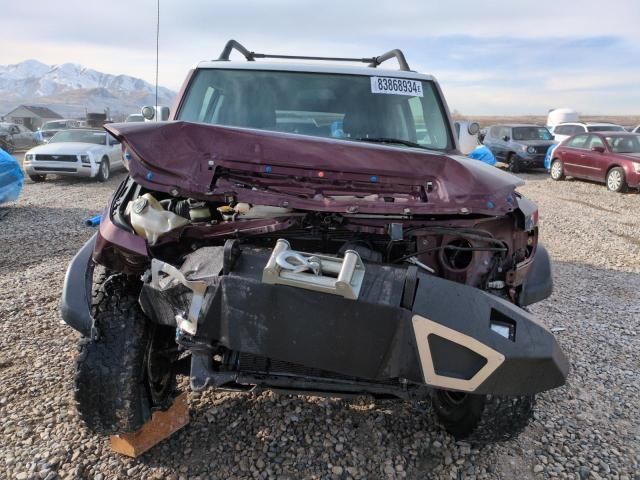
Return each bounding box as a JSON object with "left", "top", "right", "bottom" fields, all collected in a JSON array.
[{"left": 0, "top": 0, "right": 639, "bottom": 114}]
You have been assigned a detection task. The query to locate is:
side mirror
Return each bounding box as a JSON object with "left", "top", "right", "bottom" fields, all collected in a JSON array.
[
  {"left": 467, "top": 122, "right": 480, "bottom": 136},
  {"left": 502, "top": 135, "right": 510, "bottom": 142},
  {"left": 591, "top": 146, "right": 605, "bottom": 153}
]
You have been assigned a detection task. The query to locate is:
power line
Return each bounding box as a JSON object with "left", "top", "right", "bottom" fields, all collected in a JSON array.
[{"left": 155, "top": 0, "right": 160, "bottom": 109}]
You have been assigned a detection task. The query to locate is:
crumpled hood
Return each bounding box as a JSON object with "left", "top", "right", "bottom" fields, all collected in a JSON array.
[{"left": 105, "top": 121, "right": 524, "bottom": 216}]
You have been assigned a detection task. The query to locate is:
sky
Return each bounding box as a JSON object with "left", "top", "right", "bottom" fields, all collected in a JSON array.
[{"left": 1, "top": 0, "right": 640, "bottom": 115}]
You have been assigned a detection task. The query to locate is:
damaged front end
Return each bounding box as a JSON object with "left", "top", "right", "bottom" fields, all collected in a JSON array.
[{"left": 61, "top": 121, "right": 567, "bottom": 403}]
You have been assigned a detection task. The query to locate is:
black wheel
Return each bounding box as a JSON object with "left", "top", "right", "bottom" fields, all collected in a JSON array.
[
  {"left": 507, "top": 154, "right": 521, "bottom": 173},
  {"left": 550, "top": 159, "right": 565, "bottom": 180},
  {"left": 28, "top": 174, "right": 47, "bottom": 182},
  {"left": 96, "top": 157, "right": 110, "bottom": 182},
  {"left": 2, "top": 140, "right": 15, "bottom": 154},
  {"left": 74, "top": 267, "right": 177, "bottom": 435},
  {"left": 606, "top": 167, "right": 627, "bottom": 193},
  {"left": 433, "top": 390, "right": 535, "bottom": 443}
]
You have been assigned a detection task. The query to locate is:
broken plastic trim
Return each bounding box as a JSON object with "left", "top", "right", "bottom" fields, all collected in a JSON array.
[{"left": 149, "top": 259, "right": 207, "bottom": 335}]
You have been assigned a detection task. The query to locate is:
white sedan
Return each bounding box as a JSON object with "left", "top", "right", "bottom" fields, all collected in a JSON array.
[{"left": 23, "top": 129, "right": 123, "bottom": 182}]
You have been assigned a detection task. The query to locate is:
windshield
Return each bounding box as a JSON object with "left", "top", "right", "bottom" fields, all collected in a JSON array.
[
  {"left": 43, "top": 121, "right": 70, "bottom": 130},
  {"left": 587, "top": 125, "right": 625, "bottom": 133},
  {"left": 0, "top": 124, "right": 11, "bottom": 133},
  {"left": 605, "top": 135, "right": 640, "bottom": 154},
  {"left": 177, "top": 69, "right": 452, "bottom": 150},
  {"left": 512, "top": 126, "right": 553, "bottom": 141},
  {"left": 49, "top": 130, "right": 106, "bottom": 145}
]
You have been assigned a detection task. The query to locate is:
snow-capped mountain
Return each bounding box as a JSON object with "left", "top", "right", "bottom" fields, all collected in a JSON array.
[{"left": 0, "top": 60, "right": 176, "bottom": 119}]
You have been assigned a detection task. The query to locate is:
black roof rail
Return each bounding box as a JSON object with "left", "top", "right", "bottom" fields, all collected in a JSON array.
[{"left": 217, "top": 40, "right": 411, "bottom": 71}]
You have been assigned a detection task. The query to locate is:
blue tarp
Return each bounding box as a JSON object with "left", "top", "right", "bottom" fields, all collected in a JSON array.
[
  {"left": 0, "top": 148, "right": 24, "bottom": 204},
  {"left": 544, "top": 144, "right": 559, "bottom": 170},
  {"left": 467, "top": 145, "right": 497, "bottom": 166}
]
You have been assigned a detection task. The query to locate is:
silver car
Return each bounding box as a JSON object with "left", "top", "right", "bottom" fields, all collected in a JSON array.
[{"left": 23, "top": 129, "right": 123, "bottom": 182}]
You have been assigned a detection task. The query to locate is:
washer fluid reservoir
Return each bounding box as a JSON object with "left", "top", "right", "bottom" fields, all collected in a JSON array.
[{"left": 129, "top": 193, "right": 189, "bottom": 244}]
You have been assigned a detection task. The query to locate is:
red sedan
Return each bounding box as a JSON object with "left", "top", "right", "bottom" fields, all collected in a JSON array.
[{"left": 550, "top": 132, "right": 640, "bottom": 192}]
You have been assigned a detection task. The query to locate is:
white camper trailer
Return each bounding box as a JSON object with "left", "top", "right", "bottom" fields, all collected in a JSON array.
[{"left": 546, "top": 108, "right": 579, "bottom": 129}]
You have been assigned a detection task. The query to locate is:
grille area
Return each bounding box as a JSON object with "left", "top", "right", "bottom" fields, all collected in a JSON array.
[
  {"left": 35, "top": 154, "right": 78, "bottom": 162},
  {"left": 33, "top": 167, "right": 76, "bottom": 172}
]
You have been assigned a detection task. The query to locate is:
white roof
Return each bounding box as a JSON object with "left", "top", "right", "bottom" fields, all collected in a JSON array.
[
  {"left": 558, "top": 122, "right": 622, "bottom": 126},
  {"left": 195, "top": 60, "right": 435, "bottom": 81}
]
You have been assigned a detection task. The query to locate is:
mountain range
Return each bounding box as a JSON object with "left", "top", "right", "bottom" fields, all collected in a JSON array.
[{"left": 0, "top": 60, "right": 176, "bottom": 119}]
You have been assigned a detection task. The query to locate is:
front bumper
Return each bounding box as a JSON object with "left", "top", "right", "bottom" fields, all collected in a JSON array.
[
  {"left": 514, "top": 154, "right": 546, "bottom": 169},
  {"left": 24, "top": 160, "right": 98, "bottom": 178},
  {"left": 60, "top": 238, "right": 568, "bottom": 396}
]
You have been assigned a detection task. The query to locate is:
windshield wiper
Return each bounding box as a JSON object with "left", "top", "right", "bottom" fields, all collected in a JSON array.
[{"left": 352, "top": 137, "right": 425, "bottom": 149}]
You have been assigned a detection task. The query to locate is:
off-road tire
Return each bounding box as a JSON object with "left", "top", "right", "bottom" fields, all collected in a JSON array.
[
  {"left": 96, "top": 157, "right": 110, "bottom": 182},
  {"left": 28, "top": 174, "right": 47, "bottom": 182},
  {"left": 606, "top": 167, "right": 627, "bottom": 193},
  {"left": 550, "top": 159, "right": 565, "bottom": 180},
  {"left": 507, "top": 154, "right": 521, "bottom": 173},
  {"left": 433, "top": 390, "right": 535, "bottom": 444},
  {"left": 74, "top": 267, "right": 173, "bottom": 435}
]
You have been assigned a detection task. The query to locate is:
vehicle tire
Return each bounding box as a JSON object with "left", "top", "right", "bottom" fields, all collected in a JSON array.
[
  {"left": 28, "top": 174, "right": 47, "bottom": 182},
  {"left": 433, "top": 390, "right": 535, "bottom": 443},
  {"left": 2, "top": 140, "right": 15, "bottom": 154},
  {"left": 96, "top": 158, "right": 110, "bottom": 182},
  {"left": 550, "top": 159, "right": 565, "bottom": 180},
  {"left": 74, "top": 267, "right": 177, "bottom": 435},
  {"left": 606, "top": 167, "right": 627, "bottom": 193},
  {"left": 507, "top": 154, "right": 521, "bottom": 173}
]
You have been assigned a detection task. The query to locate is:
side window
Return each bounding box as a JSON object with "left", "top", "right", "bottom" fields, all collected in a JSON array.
[
  {"left": 567, "top": 134, "right": 589, "bottom": 149},
  {"left": 574, "top": 125, "right": 587, "bottom": 135},
  {"left": 499, "top": 126, "right": 511, "bottom": 140},
  {"left": 586, "top": 136, "right": 604, "bottom": 149},
  {"left": 555, "top": 126, "right": 567, "bottom": 135}
]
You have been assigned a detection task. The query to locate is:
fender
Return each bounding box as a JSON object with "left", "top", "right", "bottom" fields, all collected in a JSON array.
[
  {"left": 59, "top": 233, "right": 97, "bottom": 338},
  {"left": 519, "top": 243, "right": 553, "bottom": 306}
]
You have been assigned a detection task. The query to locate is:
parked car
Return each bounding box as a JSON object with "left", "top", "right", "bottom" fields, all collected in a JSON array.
[
  {"left": 61, "top": 40, "right": 567, "bottom": 442},
  {"left": 38, "top": 119, "right": 81, "bottom": 142},
  {"left": 482, "top": 124, "right": 555, "bottom": 172},
  {"left": 0, "top": 122, "right": 39, "bottom": 153},
  {"left": 549, "top": 132, "right": 640, "bottom": 192},
  {"left": 550, "top": 122, "right": 625, "bottom": 143},
  {"left": 23, "top": 129, "right": 123, "bottom": 182}
]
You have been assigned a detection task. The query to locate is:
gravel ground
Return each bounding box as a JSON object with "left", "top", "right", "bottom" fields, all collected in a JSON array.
[{"left": 1, "top": 159, "right": 638, "bottom": 480}]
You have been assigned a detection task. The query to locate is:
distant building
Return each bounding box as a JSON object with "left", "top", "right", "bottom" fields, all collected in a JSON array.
[{"left": 4, "top": 105, "right": 63, "bottom": 131}]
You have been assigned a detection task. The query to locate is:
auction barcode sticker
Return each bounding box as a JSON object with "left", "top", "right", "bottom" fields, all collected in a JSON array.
[{"left": 371, "top": 77, "right": 423, "bottom": 97}]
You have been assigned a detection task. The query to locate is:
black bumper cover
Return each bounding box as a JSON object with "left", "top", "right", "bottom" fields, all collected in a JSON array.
[
  {"left": 138, "top": 247, "right": 568, "bottom": 396},
  {"left": 60, "top": 237, "right": 568, "bottom": 395}
]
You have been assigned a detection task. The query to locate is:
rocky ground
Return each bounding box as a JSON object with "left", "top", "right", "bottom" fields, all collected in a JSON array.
[{"left": 0, "top": 159, "right": 638, "bottom": 479}]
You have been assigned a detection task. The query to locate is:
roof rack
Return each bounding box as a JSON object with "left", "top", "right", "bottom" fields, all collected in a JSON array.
[{"left": 217, "top": 39, "right": 411, "bottom": 71}]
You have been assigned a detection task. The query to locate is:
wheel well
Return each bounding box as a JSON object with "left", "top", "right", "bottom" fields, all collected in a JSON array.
[{"left": 606, "top": 164, "right": 623, "bottom": 175}]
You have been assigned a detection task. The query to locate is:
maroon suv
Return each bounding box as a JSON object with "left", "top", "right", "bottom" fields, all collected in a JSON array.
[
  {"left": 550, "top": 132, "right": 640, "bottom": 192},
  {"left": 60, "top": 41, "right": 568, "bottom": 442}
]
